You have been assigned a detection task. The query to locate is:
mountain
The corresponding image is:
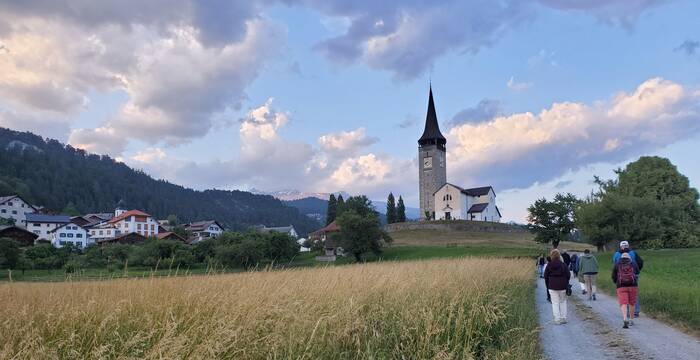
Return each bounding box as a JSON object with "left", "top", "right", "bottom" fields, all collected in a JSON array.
[
  {"left": 252, "top": 188, "right": 349, "bottom": 201},
  {"left": 370, "top": 201, "right": 421, "bottom": 220},
  {"left": 0, "top": 127, "right": 321, "bottom": 235},
  {"left": 284, "top": 197, "right": 328, "bottom": 224}
]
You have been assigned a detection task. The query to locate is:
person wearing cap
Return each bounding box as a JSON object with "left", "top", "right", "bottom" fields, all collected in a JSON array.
[
  {"left": 612, "top": 252, "right": 640, "bottom": 328},
  {"left": 613, "top": 241, "right": 644, "bottom": 317}
]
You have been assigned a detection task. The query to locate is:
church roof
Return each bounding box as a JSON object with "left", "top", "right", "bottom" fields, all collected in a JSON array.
[
  {"left": 467, "top": 203, "right": 489, "bottom": 213},
  {"left": 462, "top": 186, "right": 494, "bottom": 197},
  {"left": 418, "top": 86, "right": 446, "bottom": 146}
]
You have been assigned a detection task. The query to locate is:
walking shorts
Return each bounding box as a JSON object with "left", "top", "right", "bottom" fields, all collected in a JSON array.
[{"left": 616, "top": 287, "right": 638, "bottom": 306}]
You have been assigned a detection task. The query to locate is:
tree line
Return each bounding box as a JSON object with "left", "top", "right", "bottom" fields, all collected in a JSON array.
[
  {"left": 527, "top": 156, "right": 700, "bottom": 250},
  {"left": 0, "top": 127, "right": 320, "bottom": 236},
  {"left": 0, "top": 230, "right": 300, "bottom": 273}
]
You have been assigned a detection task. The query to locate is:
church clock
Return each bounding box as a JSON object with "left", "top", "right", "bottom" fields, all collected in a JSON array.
[{"left": 423, "top": 157, "right": 433, "bottom": 169}]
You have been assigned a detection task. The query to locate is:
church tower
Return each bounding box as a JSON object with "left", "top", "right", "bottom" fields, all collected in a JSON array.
[{"left": 418, "top": 86, "right": 447, "bottom": 220}]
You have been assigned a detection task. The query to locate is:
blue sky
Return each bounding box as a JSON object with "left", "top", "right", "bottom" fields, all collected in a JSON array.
[{"left": 1, "top": 0, "right": 699, "bottom": 222}]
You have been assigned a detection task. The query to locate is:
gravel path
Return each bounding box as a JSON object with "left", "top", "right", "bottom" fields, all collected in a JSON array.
[{"left": 537, "top": 275, "right": 700, "bottom": 360}]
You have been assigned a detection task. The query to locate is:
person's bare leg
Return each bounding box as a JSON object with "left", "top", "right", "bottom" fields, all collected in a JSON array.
[{"left": 620, "top": 305, "right": 628, "bottom": 320}]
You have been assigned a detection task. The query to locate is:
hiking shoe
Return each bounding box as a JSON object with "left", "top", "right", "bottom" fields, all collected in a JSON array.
[
  {"left": 561, "top": 318, "right": 568, "bottom": 324},
  {"left": 634, "top": 313, "right": 640, "bottom": 317},
  {"left": 582, "top": 290, "right": 587, "bottom": 295},
  {"left": 623, "top": 321, "right": 629, "bottom": 329},
  {"left": 592, "top": 294, "right": 596, "bottom": 301},
  {"left": 629, "top": 320, "right": 634, "bottom": 326}
]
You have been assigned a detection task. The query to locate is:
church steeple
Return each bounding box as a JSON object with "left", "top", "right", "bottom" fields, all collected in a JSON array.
[{"left": 418, "top": 85, "right": 446, "bottom": 149}]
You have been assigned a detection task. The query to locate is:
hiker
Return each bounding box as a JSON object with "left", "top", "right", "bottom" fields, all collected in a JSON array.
[
  {"left": 612, "top": 252, "right": 639, "bottom": 328},
  {"left": 570, "top": 253, "right": 579, "bottom": 277},
  {"left": 544, "top": 249, "right": 570, "bottom": 324},
  {"left": 613, "top": 241, "right": 644, "bottom": 317},
  {"left": 543, "top": 256, "right": 552, "bottom": 302},
  {"left": 561, "top": 251, "right": 571, "bottom": 268},
  {"left": 579, "top": 249, "right": 599, "bottom": 300},
  {"left": 537, "top": 254, "right": 545, "bottom": 278}
]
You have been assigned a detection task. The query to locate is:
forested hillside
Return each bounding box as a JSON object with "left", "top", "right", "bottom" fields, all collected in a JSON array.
[{"left": 0, "top": 127, "right": 320, "bottom": 235}]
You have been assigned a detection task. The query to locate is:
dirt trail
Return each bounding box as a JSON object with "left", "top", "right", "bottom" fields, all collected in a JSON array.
[{"left": 536, "top": 276, "right": 700, "bottom": 360}]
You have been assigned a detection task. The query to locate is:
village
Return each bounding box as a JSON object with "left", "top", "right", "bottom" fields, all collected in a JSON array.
[{"left": 0, "top": 195, "right": 304, "bottom": 251}]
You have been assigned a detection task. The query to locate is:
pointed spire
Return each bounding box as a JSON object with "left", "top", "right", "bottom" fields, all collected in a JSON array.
[{"left": 418, "top": 85, "right": 446, "bottom": 147}]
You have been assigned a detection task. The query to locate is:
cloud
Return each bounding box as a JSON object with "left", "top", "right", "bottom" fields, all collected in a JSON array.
[
  {"left": 0, "top": 109, "right": 72, "bottom": 141},
  {"left": 318, "top": 127, "right": 378, "bottom": 155},
  {"left": 446, "top": 77, "right": 700, "bottom": 190},
  {"left": 300, "top": 0, "right": 670, "bottom": 79},
  {"left": 675, "top": 40, "right": 699, "bottom": 56},
  {"left": 528, "top": 49, "right": 558, "bottom": 67},
  {"left": 451, "top": 99, "right": 502, "bottom": 125},
  {"left": 397, "top": 114, "right": 419, "bottom": 129},
  {"left": 536, "top": 0, "right": 672, "bottom": 28},
  {"left": 0, "top": 1, "right": 283, "bottom": 156},
  {"left": 131, "top": 147, "right": 167, "bottom": 164},
  {"left": 507, "top": 76, "right": 533, "bottom": 91},
  {"left": 68, "top": 126, "right": 127, "bottom": 155}
]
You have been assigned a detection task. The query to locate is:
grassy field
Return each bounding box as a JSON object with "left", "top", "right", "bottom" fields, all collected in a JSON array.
[
  {"left": 596, "top": 248, "right": 700, "bottom": 333},
  {"left": 388, "top": 229, "right": 593, "bottom": 252},
  {"left": 0, "top": 257, "right": 539, "bottom": 359}
]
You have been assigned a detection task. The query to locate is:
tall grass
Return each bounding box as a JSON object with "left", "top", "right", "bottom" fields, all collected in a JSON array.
[
  {"left": 596, "top": 248, "right": 700, "bottom": 332},
  {"left": 0, "top": 258, "right": 539, "bottom": 359}
]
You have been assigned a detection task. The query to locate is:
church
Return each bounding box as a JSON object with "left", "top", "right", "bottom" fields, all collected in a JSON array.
[{"left": 418, "top": 87, "right": 501, "bottom": 222}]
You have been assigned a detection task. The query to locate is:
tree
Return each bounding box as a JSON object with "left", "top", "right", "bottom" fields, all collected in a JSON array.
[
  {"left": 334, "top": 195, "right": 392, "bottom": 262},
  {"left": 386, "top": 193, "right": 397, "bottom": 224},
  {"left": 576, "top": 156, "right": 700, "bottom": 249},
  {"left": 396, "top": 196, "right": 406, "bottom": 223},
  {"left": 0, "top": 217, "right": 15, "bottom": 226},
  {"left": 62, "top": 202, "right": 81, "bottom": 216},
  {"left": 0, "top": 238, "right": 20, "bottom": 270},
  {"left": 167, "top": 214, "right": 179, "bottom": 227},
  {"left": 326, "top": 194, "right": 337, "bottom": 225},
  {"left": 336, "top": 194, "right": 345, "bottom": 216},
  {"left": 527, "top": 193, "right": 580, "bottom": 249}
]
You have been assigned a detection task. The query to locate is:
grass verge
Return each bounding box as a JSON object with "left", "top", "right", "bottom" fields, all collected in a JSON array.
[{"left": 0, "top": 257, "right": 539, "bottom": 359}]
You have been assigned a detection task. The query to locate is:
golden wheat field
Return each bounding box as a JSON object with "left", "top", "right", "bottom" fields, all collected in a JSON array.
[{"left": 0, "top": 258, "right": 538, "bottom": 360}]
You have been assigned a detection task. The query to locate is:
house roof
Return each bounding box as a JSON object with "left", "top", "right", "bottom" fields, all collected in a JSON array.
[
  {"left": 107, "top": 209, "right": 151, "bottom": 224},
  {"left": 185, "top": 220, "right": 223, "bottom": 232},
  {"left": 95, "top": 231, "right": 147, "bottom": 244},
  {"left": 49, "top": 222, "right": 87, "bottom": 233},
  {"left": 0, "top": 225, "right": 39, "bottom": 245},
  {"left": 418, "top": 86, "right": 446, "bottom": 146},
  {"left": 156, "top": 231, "right": 186, "bottom": 242},
  {"left": 310, "top": 221, "right": 340, "bottom": 236},
  {"left": 467, "top": 203, "right": 489, "bottom": 213},
  {"left": 260, "top": 225, "right": 295, "bottom": 234},
  {"left": 25, "top": 213, "right": 71, "bottom": 223},
  {"left": 462, "top": 186, "right": 494, "bottom": 197},
  {"left": 0, "top": 195, "right": 37, "bottom": 209},
  {"left": 495, "top": 206, "right": 502, "bottom": 218}
]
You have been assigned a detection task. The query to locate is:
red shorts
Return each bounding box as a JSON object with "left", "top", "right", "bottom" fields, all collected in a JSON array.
[{"left": 616, "top": 287, "right": 638, "bottom": 305}]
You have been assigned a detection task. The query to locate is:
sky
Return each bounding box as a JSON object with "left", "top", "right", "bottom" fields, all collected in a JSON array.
[{"left": 1, "top": 0, "right": 699, "bottom": 223}]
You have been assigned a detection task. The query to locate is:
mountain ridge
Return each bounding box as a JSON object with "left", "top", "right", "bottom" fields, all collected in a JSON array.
[{"left": 0, "top": 127, "right": 321, "bottom": 236}]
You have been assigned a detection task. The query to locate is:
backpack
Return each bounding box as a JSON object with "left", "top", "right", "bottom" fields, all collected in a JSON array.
[{"left": 617, "top": 262, "right": 636, "bottom": 287}]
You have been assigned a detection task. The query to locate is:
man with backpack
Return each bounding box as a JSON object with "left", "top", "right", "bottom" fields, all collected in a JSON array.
[
  {"left": 613, "top": 241, "right": 644, "bottom": 317},
  {"left": 612, "top": 252, "right": 640, "bottom": 328}
]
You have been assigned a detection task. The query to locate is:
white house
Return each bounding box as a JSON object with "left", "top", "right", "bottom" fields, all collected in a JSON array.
[
  {"left": 259, "top": 225, "right": 298, "bottom": 239},
  {"left": 184, "top": 220, "right": 225, "bottom": 243},
  {"left": 25, "top": 213, "right": 72, "bottom": 240},
  {"left": 0, "top": 195, "right": 37, "bottom": 227},
  {"left": 50, "top": 223, "right": 91, "bottom": 248},
  {"left": 434, "top": 184, "right": 501, "bottom": 222},
  {"left": 90, "top": 209, "right": 159, "bottom": 241}
]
